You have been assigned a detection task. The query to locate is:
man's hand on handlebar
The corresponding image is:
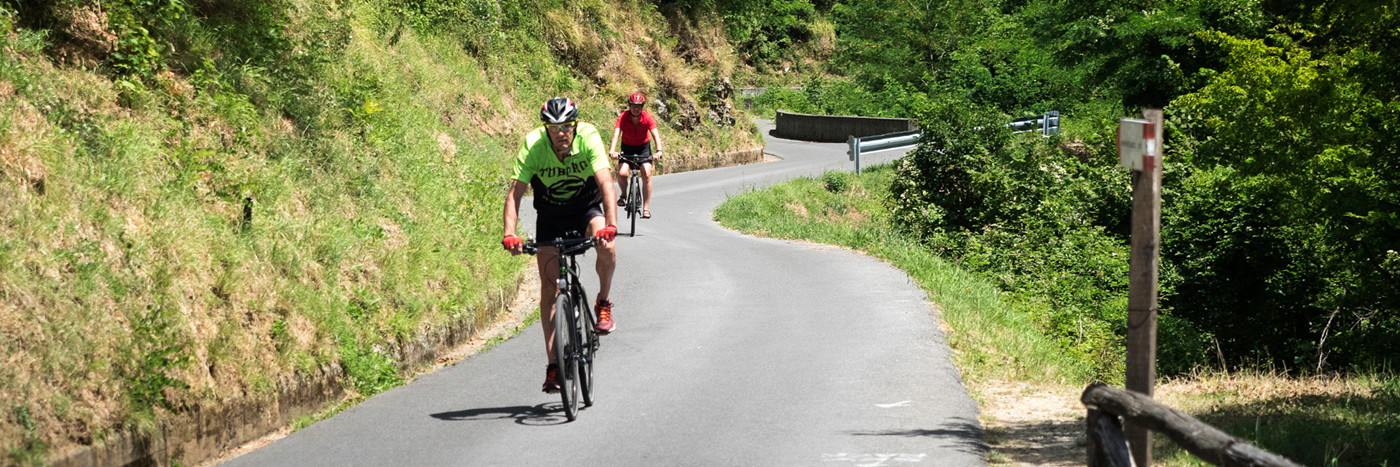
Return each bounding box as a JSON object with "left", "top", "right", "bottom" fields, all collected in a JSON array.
[
  {"left": 609, "top": 151, "right": 620, "bottom": 159},
  {"left": 596, "top": 225, "right": 617, "bottom": 241},
  {"left": 502, "top": 234, "right": 524, "bottom": 256}
]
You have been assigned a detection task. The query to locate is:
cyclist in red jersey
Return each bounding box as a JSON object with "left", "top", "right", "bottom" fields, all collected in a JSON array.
[
  {"left": 608, "top": 92, "right": 665, "bottom": 219},
  {"left": 502, "top": 97, "right": 619, "bottom": 393}
]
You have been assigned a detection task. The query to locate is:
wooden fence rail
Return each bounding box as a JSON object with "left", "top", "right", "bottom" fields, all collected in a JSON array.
[{"left": 1082, "top": 383, "right": 1305, "bottom": 467}]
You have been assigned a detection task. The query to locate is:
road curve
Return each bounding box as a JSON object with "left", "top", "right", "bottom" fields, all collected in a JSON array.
[{"left": 226, "top": 120, "right": 985, "bottom": 466}]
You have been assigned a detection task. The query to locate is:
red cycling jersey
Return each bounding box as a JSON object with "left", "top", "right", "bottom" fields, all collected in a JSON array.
[{"left": 615, "top": 110, "right": 657, "bottom": 146}]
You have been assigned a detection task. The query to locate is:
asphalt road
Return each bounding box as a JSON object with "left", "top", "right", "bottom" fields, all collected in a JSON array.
[{"left": 226, "top": 120, "right": 986, "bottom": 466}]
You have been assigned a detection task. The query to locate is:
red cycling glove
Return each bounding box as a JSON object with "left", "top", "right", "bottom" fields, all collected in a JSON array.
[
  {"left": 502, "top": 234, "right": 522, "bottom": 250},
  {"left": 596, "top": 225, "right": 617, "bottom": 241}
]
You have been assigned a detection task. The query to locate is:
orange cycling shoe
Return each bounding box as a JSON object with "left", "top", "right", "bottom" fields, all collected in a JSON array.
[{"left": 595, "top": 299, "right": 616, "bottom": 335}]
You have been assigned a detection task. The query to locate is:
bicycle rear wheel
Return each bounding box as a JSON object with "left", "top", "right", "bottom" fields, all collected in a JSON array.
[
  {"left": 554, "top": 293, "right": 580, "bottom": 421},
  {"left": 577, "top": 290, "right": 597, "bottom": 407}
]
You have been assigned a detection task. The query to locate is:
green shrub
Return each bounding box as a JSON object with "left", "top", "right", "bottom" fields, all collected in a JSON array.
[
  {"left": 1165, "top": 31, "right": 1400, "bottom": 372},
  {"left": 820, "top": 170, "right": 850, "bottom": 193},
  {"left": 887, "top": 99, "right": 1209, "bottom": 380},
  {"left": 339, "top": 343, "right": 402, "bottom": 397},
  {"left": 124, "top": 300, "right": 192, "bottom": 414}
]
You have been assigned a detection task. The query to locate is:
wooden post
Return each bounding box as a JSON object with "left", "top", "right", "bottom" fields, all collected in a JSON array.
[{"left": 1125, "top": 109, "right": 1163, "bottom": 466}]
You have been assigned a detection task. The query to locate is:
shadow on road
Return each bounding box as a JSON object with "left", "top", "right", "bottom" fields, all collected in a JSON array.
[
  {"left": 848, "top": 417, "right": 989, "bottom": 458},
  {"left": 429, "top": 403, "right": 577, "bottom": 426},
  {"left": 983, "top": 418, "right": 1083, "bottom": 466}
]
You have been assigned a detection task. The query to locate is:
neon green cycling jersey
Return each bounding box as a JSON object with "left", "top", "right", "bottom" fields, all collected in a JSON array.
[{"left": 511, "top": 122, "right": 611, "bottom": 217}]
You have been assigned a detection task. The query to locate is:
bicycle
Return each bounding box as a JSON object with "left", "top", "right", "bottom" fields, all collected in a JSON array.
[
  {"left": 618, "top": 154, "right": 647, "bottom": 237},
  {"left": 523, "top": 233, "right": 600, "bottom": 421}
]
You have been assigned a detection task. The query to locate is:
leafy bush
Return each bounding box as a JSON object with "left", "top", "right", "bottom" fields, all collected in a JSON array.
[
  {"left": 750, "top": 86, "right": 812, "bottom": 116},
  {"left": 820, "top": 170, "right": 851, "bottom": 193},
  {"left": 339, "top": 343, "right": 403, "bottom": 396},
  {"left": 105, "top": 0, "right": 188, "bottom": 77},
  {"left": 1165, "top": 31, "right": 1400, "bottom": 372},
  {"left": 124, "top": 299, "right": 192, "bottom": 414},
  {"left": 886, "top": 99, "right": 1212, "bottom": 379}
]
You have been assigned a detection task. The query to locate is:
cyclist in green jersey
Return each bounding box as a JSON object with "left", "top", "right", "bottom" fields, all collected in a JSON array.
[{"left": 501, "top": 97, "right": 619, "bottom": 393}]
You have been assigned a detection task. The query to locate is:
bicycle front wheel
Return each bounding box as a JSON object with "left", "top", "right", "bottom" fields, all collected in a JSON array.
[
  {"left": 577, "top": 290, "right": 597, "bottom": 407},
  {"left": 554, "top": 293, "right": 580, "bottom": 421},
  {"left": 628, "top": 176, "right": 641, "bottom": 237}
]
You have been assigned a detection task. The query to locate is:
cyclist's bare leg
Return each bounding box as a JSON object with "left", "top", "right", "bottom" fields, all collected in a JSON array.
[
  {"left": 616, "top": 164, "right": 631, "bottom": 200},
  {"left": 536, "top": 247, "right": 562, "bottom": 363},
  {"left": 586, "top": 216, "right": 616, "bottom": 303},
  {"left": 641, "top": 161, "right": 654, "bottom": 212}
]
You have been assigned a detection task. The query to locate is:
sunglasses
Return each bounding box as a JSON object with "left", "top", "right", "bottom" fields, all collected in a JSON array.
[{"left": 546, "top": 123, "right": 576, "bottom": 133}]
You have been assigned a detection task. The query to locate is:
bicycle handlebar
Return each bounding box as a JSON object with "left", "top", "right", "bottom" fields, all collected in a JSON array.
[
  {"left": 618, "top": 153, "right": 649, "bottom": 168},
  {"left": 522, "top": 235, "right": 596, "bottom": 256}
]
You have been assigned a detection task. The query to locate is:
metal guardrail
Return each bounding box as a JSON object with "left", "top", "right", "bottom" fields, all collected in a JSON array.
[
  {"left": 846, "top": 130, "right": 920, "bottom": 174},
  {"left": 845, "top": 111, "right": 1061, "bottom": 174},
  {"left": 1008, "top": 110, "right": 1061, "bottom": 135}
]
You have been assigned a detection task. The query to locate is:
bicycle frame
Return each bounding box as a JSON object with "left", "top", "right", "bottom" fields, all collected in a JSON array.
[
  {"left": 619, "top": 154, "right": 647, "bottom": 236},
  {"left": 523, "top": 234, "right": 598, "bottom": 420}
]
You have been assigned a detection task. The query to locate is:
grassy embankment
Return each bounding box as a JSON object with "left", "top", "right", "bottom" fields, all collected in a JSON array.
[
  {"left": 0, "top": 1, "right": 759, "bottom": 463},
  {"left": 713, "top": 166, "right": 1400, "bottom": 466}
]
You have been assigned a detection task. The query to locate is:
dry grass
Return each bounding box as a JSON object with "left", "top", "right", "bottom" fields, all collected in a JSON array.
[{"left": 977, "top": 380, "right": 1084, "bottom": 466}]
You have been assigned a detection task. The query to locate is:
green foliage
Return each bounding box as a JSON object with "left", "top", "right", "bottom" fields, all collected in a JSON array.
[
  {"left": 124, "top": 300, "right": 192, "bottom": 414},
  {"left": 669, "top": 0, "right": 819, "bottom": 67},
  {"left": 368, "top": 0, "right": 543, "bottom": 54},
  {"left": 750, "top": 75, "right": 944, "bottom": 120},
  {"left": 106, "top": 0, "right": 188, "bottom": 77},
  {"left": 6, "top": 402, "right": 46, "bottom": 466},
  {"left": 820, "top": 170, "right": 851, "bottom": 193},
  {"left": 885, "top": 107, "right": 1197, "bottom": 377},
  {"left": 339, "top": 343, "right": 403, "bottom": 397},
  {"left": 1165, "top": 30, "right": 1400, "bottom": 372},
  {"left": 725, "top": 0, "right": 815, "bottom": 65},
  {"left": 885, "top": 100, "right": 1207, "bottom": 380}
]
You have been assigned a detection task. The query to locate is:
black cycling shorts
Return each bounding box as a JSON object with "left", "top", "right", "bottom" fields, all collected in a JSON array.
[
  {"left": 620, "top": 142, "right": 653, "bottom": 164},
  {"left": 536, "top": 204, "right": 604, "bottom": 242}
]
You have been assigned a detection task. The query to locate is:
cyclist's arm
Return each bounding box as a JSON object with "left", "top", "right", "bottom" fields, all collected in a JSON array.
[
  {"left": 608, "top": 127, "right": 622, "bottom": 158},
  {"left": 502, "top": 179, "right": 529, "bottom": 238},
  {"left": 648, "top": 127, "right": 664, "bottom": 158},
  {"left": 594, "top": 168, "right": 617, "bottom": 227}
]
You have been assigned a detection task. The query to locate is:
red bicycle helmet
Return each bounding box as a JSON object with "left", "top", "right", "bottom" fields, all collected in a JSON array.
[{"left": 627, "top": 93, "right": 646, "bottom": 105}]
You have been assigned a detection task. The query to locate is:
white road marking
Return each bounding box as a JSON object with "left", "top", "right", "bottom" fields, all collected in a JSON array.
[
  {"left": 875, "top": 400, "right": 911, "bottom": 408},
  {"left": 823, "top": 453, "right": 927, "bottom": 466}
]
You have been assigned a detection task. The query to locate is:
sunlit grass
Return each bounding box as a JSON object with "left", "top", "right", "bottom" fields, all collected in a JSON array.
[{"left": 1155, "top": 369, "right": 1400, "bottom": 466}]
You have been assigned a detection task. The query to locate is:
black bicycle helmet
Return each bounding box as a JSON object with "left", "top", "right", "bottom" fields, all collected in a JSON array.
[{"left": 540, "top": 97, "right": 579, "bottom": 124}]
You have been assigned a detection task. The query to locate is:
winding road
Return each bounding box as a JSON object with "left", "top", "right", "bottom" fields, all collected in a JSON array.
[{"left": 226, "top": 120, "right": 985, "bottom": 466}]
